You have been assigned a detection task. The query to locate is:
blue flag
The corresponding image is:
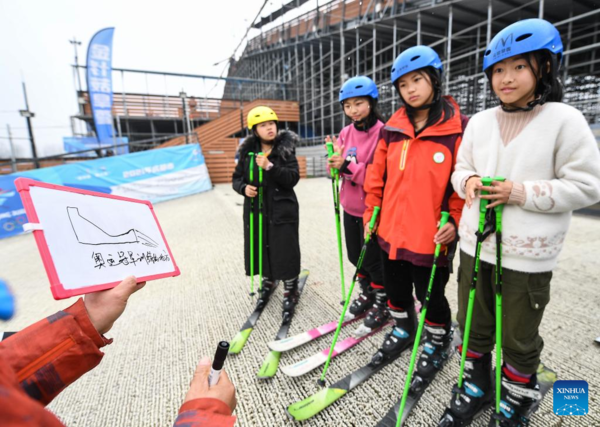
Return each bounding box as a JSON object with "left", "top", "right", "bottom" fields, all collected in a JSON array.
[{"left": 86, "top": 27, "right": 115, "bottom": 144}]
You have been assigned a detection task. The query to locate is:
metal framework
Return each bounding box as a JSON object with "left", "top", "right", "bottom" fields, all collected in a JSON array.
[
  {"left": 229, "top": 0, "right": 600, "bottom": 145},
  {"left": 71, "top": 65, "right": 290, "bottom": 145}
]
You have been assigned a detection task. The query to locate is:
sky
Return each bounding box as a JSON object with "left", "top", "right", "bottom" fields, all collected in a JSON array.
[{"left": 0, "top": 0, "right": 321, "bottom": 158}]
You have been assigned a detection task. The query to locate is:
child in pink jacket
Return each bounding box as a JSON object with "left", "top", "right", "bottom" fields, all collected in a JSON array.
[{"left": 327, "top": 76, "right": 387, "bottom": 336}]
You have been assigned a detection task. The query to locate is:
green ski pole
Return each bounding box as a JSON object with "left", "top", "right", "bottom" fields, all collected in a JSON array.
[
  {"left": 258, "top": 152, "right": 264, "bottom": 293},
  {"left": 456, "top": 177, "right": 496, "bottom": 393},
  {"left": 492, "top": 177, "right": 506, "bottom": 423},
  {"left": 317, "top": 206, "right": 381, "bottom": 387},
  {"left": 326, "top": 141, "right": 346, "bottom": 304},
  {"left": 396, "top": 211, "right": 450, "bottom": 426},
  {"left": 248, "top": 152, "right": 255, "bottom": 296}
]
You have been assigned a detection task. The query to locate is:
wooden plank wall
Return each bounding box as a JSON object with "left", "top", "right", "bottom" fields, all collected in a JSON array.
[
  {"left": 157, "top": 99, "right": 304, "bottom": 184},
  {"left": 81, "top": 92, "right": 241, "bottom": 120},
  {"left": 205, "top": 144, "right": 307, "bottom": 184}
]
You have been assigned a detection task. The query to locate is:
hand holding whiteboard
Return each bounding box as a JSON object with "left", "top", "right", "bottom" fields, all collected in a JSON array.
[{"left": 16, "top": 178, "right": 180, "bottom": 299}]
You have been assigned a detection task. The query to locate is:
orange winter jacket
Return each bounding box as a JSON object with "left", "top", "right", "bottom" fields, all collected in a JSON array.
[
  {"left": 364, "top": 96, "right": 467, "bottom": 267},
  {"left": 0, "top": 299, "right": 235, "bottom": 427}
]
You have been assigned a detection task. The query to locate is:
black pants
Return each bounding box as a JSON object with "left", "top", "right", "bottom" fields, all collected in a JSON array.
[
  {"left": 343, "top": 211, "right": 383, "bottom": 286},
  {"left": 380, "top": 253, "right": 451, "bottom": 325}
]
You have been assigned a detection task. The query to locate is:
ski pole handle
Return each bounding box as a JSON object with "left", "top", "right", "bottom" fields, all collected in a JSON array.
[
  {"left": 480, "top": 176, "right": 506, "bottom": 221},
  {"left": 365, "top": 206, "right": 380, "bottom": 244},
  {"left": 477, "top": 177, "right": 494, "bottom": 233},
  {"left": 326, "top": 141, "right": 335, "bottom": 157},
  {"left": 248, "top": 152, "right": 255, "bottom": 184},
  {"left": 492, "top": 176, "right": 506, "bottom": 216},
  {"left": 434, "top": 211, "right": 450, "bottom": 257},
  {"left": 479, "top": 177, "right": 493, "bottom": 212},
  {"left": 326, "top": 141, "right": 337, "bottom": 178},
  {"left": 258, "top": 152, "right": 264, "bottom": 183},
  {"left": 480, "top": 176, "right": 506, "bottom": 201}
]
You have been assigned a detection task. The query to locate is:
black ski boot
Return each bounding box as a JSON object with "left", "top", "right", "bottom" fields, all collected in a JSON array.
[
  {"left": 255, "top": 278, "right": 275, "bottom": 310},
  {"left": 438, "top": 351, "right": 493, "bottom": 426},
  {"left": 410, "top": 321, "right": 454, "bottom": 394},
  {"left": 346, "top": 277, "right": 376, "bottom": 320},
  {"left": 371, "top": 304, "right": 416, "bottom": 365},
  {"left": 488, "top": 368, "right": 542, "bottom": 426},
  {"left": 354, "top": 287, "right": 390, "bottom": 337},
  {"left": 282, "top": 276, "right": 299, "bottom": 323}
]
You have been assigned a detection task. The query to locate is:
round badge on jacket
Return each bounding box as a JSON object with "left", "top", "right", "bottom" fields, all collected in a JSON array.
[{"left": 433, "top": 152, "right": 445, "bottom": 164}]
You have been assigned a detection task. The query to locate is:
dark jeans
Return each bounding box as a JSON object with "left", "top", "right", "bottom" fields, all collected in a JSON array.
[
  {"left": 381, "top": 253, "right": 451, "bottom": 325},
  {"left": 343, "top": 211, "right": 384, "bottom": 285},
  {"left": 457, "top": 250, "right": 552, "bottom": 374}
]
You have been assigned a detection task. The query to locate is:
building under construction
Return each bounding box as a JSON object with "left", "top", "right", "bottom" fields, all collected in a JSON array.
[
  {"left": 228, "top": 0, "right": 600, "bottom": 144},
  {"left": 5, "top": 0, "right": 599, "bottom": 182}
]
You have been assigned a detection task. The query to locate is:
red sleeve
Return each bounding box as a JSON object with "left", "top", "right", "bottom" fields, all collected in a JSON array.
[
  {"left": 174, "top": 398, "right": 236, "bottom": 427},
  {"left": 363, "top": 137, "right": 388, "bottom": 226},
  {"left": 0, "top": 354, "right": 65, "bottom": 426},
  {"left": 0, "top": 357, "right": 64, "bottom": 427},
  {"left": 449, "top": 135, "right": 465, "bottom": 227},
  {"left": 0, "top": 298, "right": 110, "bottom": 406}
]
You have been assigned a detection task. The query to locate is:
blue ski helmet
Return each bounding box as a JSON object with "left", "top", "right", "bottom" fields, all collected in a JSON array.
[
  {"left": 391, "top": 46, "right": 443, "bottom": 85},
  {"left": 339, "top": 76, "right": 379, "bottom": 103},
  {"left": 483, "top": 18, "right": 563, "bottom": 72}
]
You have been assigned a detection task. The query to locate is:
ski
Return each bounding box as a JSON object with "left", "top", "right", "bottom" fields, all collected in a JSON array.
[
  {"left": 287, "top": 349, "right": 409, "bottom": 421},
  {"left": 376, "top": 326, "right": 461, "bottom": 426},
  {"left": 281, "top": 321, "right": 391, "bottom": 377},
  {"left": 267, "top": 313, "right": 366, "bottom": 353},
  {"left": 257, "top": 269, "right": 310, "bottom": 379},
  {"left": 229, "top": 281, "right": 280, "bottom": 354}
]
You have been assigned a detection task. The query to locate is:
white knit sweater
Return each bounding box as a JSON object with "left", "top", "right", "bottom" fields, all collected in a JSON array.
[{"left": 452, "top": 102, "right": 600, "bottom": 273}]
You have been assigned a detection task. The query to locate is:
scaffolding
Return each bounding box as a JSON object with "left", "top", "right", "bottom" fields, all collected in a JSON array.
[{"left": 228, "top": 0, "right": 600, "bottom": 145}]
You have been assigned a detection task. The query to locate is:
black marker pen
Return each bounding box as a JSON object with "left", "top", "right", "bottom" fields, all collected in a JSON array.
[{"left": 208, "top": 341, "right": 229, "bottom": 387}]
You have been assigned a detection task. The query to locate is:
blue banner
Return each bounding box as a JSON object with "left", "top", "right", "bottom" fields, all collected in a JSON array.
[
  {"left": 86, "top": 27, "right": 115, "bottom": 144},
  {"left": 0, "top": 144, "right": 212, "bottom": 240},
  {"left": 63, "top": 136, "right": 129, "bottom": 157}
]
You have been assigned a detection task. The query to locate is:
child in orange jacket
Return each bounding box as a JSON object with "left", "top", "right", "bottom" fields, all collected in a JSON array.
[{"left": 364, "top": 46, "right": 466, "bottom": 371}]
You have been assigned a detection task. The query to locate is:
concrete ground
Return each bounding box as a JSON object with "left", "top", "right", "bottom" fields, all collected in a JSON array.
[{"left": 1, "top": 177, "right": 598, "bottom": 426}]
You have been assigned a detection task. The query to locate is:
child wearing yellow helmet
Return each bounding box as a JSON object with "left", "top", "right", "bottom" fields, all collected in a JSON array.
[{"left": 232, "top": 106, "right": 302, "bottom": 317}]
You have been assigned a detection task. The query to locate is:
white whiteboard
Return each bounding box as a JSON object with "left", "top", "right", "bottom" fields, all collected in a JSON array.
[{"left": 18, "top": 179, "right": 179, "bottom": 298}]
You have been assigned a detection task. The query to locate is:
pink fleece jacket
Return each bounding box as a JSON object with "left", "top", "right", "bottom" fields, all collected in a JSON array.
[{"left": 333, "top": 120, "right": 384, "bottom": 217}]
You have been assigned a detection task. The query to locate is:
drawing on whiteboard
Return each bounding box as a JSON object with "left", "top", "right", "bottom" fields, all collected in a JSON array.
[{"left": 67, "top": 206, "right": 159, "bottom": 248}]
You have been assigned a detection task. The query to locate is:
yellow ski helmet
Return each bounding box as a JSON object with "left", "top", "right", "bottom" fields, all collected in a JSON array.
[{"left": 247, "top": 106, "right": 278, "bottom": 130}]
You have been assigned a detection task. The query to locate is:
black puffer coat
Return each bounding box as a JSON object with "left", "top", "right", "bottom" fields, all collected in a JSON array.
[{"left": 232, "top": 130, "right": 301, "bottom": 281}]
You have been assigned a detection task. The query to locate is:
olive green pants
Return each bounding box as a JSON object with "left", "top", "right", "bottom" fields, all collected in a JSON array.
[{"left": 457, "top": 250, "right": 552, "bottom": 374}]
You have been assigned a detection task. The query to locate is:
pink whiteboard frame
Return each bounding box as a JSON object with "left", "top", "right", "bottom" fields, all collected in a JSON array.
[{"left": 15, "top": 177, "right": 181, "bottom": 300}]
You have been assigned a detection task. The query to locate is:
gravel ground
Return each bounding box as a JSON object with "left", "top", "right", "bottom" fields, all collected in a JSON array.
[{"left": 1, "top": 177, "right": 598, "bottom": 426}]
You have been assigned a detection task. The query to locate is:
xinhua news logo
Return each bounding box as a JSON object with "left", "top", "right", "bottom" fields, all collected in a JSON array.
[{"left": 553, "top": 380, "right": 588, "bottom": 416}]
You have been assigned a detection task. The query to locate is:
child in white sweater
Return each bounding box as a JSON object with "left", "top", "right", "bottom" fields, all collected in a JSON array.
[{"left": 439, "top": 19, "right": 600, "bottom": 427}]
